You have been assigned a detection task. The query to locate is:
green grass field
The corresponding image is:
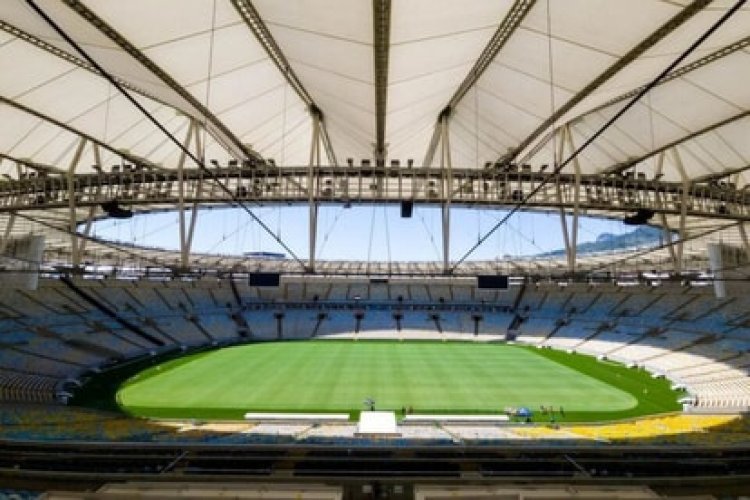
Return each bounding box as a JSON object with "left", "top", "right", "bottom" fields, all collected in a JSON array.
[{"left": 115, "top": 341, "right": 681, "bottom": 422}]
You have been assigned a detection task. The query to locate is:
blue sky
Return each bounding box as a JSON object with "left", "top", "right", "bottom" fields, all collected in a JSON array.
[{"left": 92, "top": 204, "right": 633, "bottom": 262}]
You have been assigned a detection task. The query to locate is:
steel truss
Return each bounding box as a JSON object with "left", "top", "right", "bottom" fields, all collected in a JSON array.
[{"left": 1, "top": 165, "right": 748, "bottom": 222}]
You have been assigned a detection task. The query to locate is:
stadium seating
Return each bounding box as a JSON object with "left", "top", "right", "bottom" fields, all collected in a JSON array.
[
  {"left": 518, "top": 284, "right": 750, "bottom": 412},
  {"left": 479, "top": 311, "right": 513, "bottom": 334},
  {"left": 610, "top": 330, "right": 703, "bottom": 364},
  {"left": 575, "top": 290, "right": 624, "bottom": 319},
  {"left": 542, "top": 323, "right": 597, "bottom": 350},
  {"left": 610, "top": 291, "right": 661, "bottom": 317},
  {"left": 1, "top": 278, "right": 749, "bottom": 414},
  {"left": 514, "top": 317, "right": 557, "bottom": 344},
  {"left": 243, "top": 310, "right": 279, "bottom": 339},
  {"left": 575, "top": 326, "right": 647, "bottom": 356},
  {"left": 0, "top": 372, "right": 58, "bottom": 402}
]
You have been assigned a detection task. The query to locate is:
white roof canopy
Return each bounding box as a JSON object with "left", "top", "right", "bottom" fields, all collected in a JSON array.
[
  {"left": 0, "top": 0, "right": 746, "bottom": 178},
  {"left": 1, "top": 0, "right": 749, "bottom": 271}
]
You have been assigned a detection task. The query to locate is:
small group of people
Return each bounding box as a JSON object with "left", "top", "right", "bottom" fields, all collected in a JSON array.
[
  {"left": 503, "top": 405, "right": 567, "bottom": 424},
  {"left": 540, "top": 405, "right": 565, "bottom": 417},
  {"left": 540, "top": 405, "right": 565, "bottom": 427}
]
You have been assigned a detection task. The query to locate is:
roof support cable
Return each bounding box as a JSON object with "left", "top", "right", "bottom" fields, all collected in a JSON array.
[
  {"left": 502, "top": 0, "right": 713, "bottom": 167},
  {"left": 383, "top": 205, "right": 392, "bottom": 271},
  {"left": 62, "top": 0, "right": 259, "bottom": 162},
  {"left": 604, "top": 110, "right": 750, "bottom": 176},
  {"left": 423, "top": 0, "right": 536, "bottom": 167},
  {"left": 318, "top": 207, "right": 346, "bottom": 258},
  {"left": 517, "top": 34, "right": 750, "bottom": 172},
  {"left": 12, "top": 211, "right": 173, "bottom": 270},
  {"left": 230, "top": 0, "right": 338, "bottom": 165},
  {"left": 587, "top": 221, "right": 741, "bottom": 274},
  {"left": 417, "top": 212, "right": 442, "bottom": 261},
  {"left": 26, "top": 0, "right": 308, "bottom": 272},
  {"left": 201, "top": 0, "right": 219, "bottom": 162},
  {"left": 451, "top": 0, "right": 746, "bottom": 272},
  {"left": 0, "top": 97, "right": 158, "bottom": 170},
  {"left": 581, "top": 34, "right": 750, "bottom": 125},
  {"left": 366, "top": 205, "right": 377, "bottom": 274}
]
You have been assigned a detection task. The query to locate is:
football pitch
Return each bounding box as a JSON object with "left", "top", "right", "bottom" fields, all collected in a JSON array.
[{"left": 116, "top": 341, "right": 681, "bottom": 422}]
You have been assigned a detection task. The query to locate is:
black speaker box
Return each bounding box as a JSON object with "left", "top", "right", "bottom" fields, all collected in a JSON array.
[
  {"left": 400, "top": 200, "right": 413, "bottom": 218},
  {"left": 100, "top": 200, "right": 133, "bottom": 219},
  {"left": 248, "top": 272, "right": 281, "bottom": 287},
  {"left": 477, "top": 275, "right": 509, "bottom": 289}
]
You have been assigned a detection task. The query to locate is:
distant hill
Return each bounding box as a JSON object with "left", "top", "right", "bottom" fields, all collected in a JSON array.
[{"left": 537, "top": 225, "right": 662, "bottom": 257}]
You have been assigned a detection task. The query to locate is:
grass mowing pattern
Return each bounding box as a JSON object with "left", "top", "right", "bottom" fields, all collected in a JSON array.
[{"left": 117, "top": 341, "right": 680, "bottom": 422}]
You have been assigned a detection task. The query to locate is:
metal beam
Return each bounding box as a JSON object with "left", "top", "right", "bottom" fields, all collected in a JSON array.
[
  {"left": 5, "top": 166, "right": 750, "bottom": 222},
  {"left": 308, "top": 116, "right": 322, "bottom": 273},
  {"left": 555, "top": 127, "right": 573, "bottom": 271},
  {"left": 424, "top": 0, "right": 536, "bottom": 167},
  {"left": 454, "top": 0, "right": 742, "bottom": 271},
  {"left": 230, "top": 0, "right": 338, "bottom": 166},
  {"left": 449, "top": 0, "right": 537, "bottom": 111},
  {"left": 372, "top": 0, "right": 392, "bottom": 164},
  {"left": 695, "top": 162, "right": 750, "bottom": 184},
  {"left": 652, "top": 151, "right": 680, "bottom": 267},
  {"left": 67, "top": 138, "right": 87, "bottom": 267},
  {"left": 0, "top": 212, "right": 16, "bottom": 255},
  {"left": 603, "top": 110, "right": 750, "bottom": 175},
  {"left": 738, "top": 222, "right": 750, "bottom": 263},
  {"left": 422, "top": 120, "right": 443, "bottom": 168},
  {"left": 672, "top": 147, "right": 690, "bottom": 272},
  {"left": 61, "top": 0, "right": 262, "bottom": 163},
  {"left": 0, "top": 153, "right": 63, "bottom": 175},
  {"left": 569, "top": 168, "right": 581, "bottom": 273},
  {"left": 440, "top": 116, "right": 452, "bottom": 274},
  {"left": 558, "top": 125, "right": 582, "bottom": 273},
  {"left": 579, "top": 34, "right": 750, "bottom": 122},
  {"left": 28, "top": 0, "right": 307, "bottom": 271},
  {"left": 76, "top": 205, "right": 97, "bottom": 259},
  {"left": 177, "top": 121, "right": 196, "bottom": 269},
  {"left": 0, "top": 96, "right": 158, "bottom": 170},
  {"left": 182, "top": 123, "right": 202, "bottom": 264},
  {"left": 504, "top": 0, "right": 712, "bottom": 165},
  {"left": 659, "top": 212, "right": 679, "bottom": 268},
  {"left": 0, "top": 19, "right": 170, "bottom": 110}
]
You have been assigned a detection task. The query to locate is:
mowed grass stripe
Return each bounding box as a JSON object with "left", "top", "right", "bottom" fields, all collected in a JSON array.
[{"left": 117, "top": 341, "right": 676, "bottom": 420}]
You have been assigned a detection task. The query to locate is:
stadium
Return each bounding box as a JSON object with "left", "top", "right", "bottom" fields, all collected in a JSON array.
[{"left": 1, "top": 0, "right": 750, "bottom": 498}]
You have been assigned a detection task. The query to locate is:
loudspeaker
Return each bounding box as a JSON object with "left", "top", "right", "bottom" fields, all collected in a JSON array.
[
  {"left": 477, "top": 275, "right": 509, "bottom": 289},
  {"left": 248, "top": 272, "right": 280, "bottom": 287},
  {"left": 400, "top": 200, "right": 413, "bottom": 218},
  {"left": 100, "top": 200, "right": 133, "bottom": 219},
  {"left": 623, "top": 208, "right": 654, "bottom": 225}
]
